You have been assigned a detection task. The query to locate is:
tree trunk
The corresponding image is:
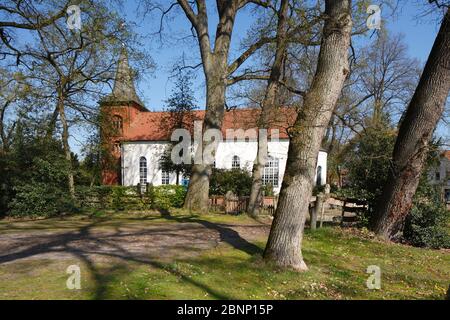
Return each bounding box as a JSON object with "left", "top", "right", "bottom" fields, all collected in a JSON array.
[
  {"left": 247, "top": 156, "right": 265, "bottom": 216},
  {"left": 372, "top": 10, "right": 450, "bottom": 241},
  {"left": 0, "top": 101, "right": 10, "bottom": 153},
  {"left": 184, "top": 66, "right": 226, "bottom": 213},
  {"left": 57, "top": 93, "right": 76, "bottom": 200},
  {"left": 247, "top": 0, "right": 289, "bottom": 217},
  {"left": 46, "top": 105, "right": 59, "bottom": 139},
  {"left": 179, "top": 0, "right": 240, "bottom": 213},
  {"left": 263, "top": 0, "right": 352, "bottom": 271}
]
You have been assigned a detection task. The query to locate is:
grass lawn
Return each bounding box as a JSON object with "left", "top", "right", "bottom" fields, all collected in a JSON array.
[{"left": 0, "top": 211, "right": 448, "bottom": 300}]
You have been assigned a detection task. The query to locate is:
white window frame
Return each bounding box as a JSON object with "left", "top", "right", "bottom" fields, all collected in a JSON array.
[
  {"left": 139, "top": 157, "right": 147, "bottom": 186},
  {"left": 231, "top": 155, "right": 240, "bottom": 169},
  {"left": 161, "top": 170, "right": 170, "bottom": 185},
  {"left": 262, "top": 157, "right": 279, "bottom": 188}
]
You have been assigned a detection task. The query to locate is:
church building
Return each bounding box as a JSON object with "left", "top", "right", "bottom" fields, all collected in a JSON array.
[{"left": 101, "top": 50, "right": 328, "bottom": 194}]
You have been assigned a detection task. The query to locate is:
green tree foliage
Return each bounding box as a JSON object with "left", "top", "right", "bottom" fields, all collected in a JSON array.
[
  {"left": 159, "top": 71, "right": 198, "bottom": 183},
  {"left": 340, "top": 121, "right": 449, "bottom": 248},
  {"left": 77, "top": 130, "right": 103, "bottom": 187},
  {"left": 164, "top": 70, "right": 198, "bottom": 130},
  {"left": 404, "top": 177, "right": 450, "bottom": 249},
  {"left": 3, "top": 123, "right": 77, "bottom": 217},
  {"left": 0, "top": 119, "right": 102, "bottom": 217},
  {"left": 210, "top": 169, "right": 253, "bottom": 196},
  {"left": 403, "top": 148, "right": 450, "bottom": 249},
  {"left": 339, "top": 121, "right": 396, "bottom": 210}
]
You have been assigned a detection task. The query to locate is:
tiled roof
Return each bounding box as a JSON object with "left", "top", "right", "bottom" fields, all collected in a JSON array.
[
  {"left": 123, "top": 107, "right": 297, "bottom": 142},
  {"left": 442, "top": 150, "right": 450, "bottom": 161}
]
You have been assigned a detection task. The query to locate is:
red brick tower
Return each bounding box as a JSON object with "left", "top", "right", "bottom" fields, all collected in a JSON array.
[{"left": 100, "top": 48, "right": 147, "bottom": 185}]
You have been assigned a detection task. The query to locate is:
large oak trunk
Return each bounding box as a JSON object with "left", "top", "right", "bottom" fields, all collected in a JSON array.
[
  {"left": 184, "top": 68, "right": 226, "bottom": 213},
  {"left": 263, "top": 0, "right": 352, "bottom": 270},
  {"left": 179, "top": 0, "right": 239, "bottom": 213},
  {"left": 247, "top": 0, "right": 289, "bottom": 217},
  {"left": 247, "top": 153, "right": 265, "bottom": 217},
  {"left": 372, "top": 10, "right": 450, "bottom": 240}
]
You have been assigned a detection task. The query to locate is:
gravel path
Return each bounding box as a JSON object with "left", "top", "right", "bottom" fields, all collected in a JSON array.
[{"left": 0, "top": 217, "right": 271, "bottom": 265}]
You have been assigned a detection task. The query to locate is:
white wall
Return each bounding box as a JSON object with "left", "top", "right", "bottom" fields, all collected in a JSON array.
[
  {"left": 122, "top": 141, "right": 178, "bottom": 186},
  {"left": 121, "top": 140, "right": 327, "bottom": 193},
  {"left": 429, "top": 156, "right": 450, "bottom": 185}
]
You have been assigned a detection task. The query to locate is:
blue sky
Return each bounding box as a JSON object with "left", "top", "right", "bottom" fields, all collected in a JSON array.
[
  {"left": 69, "top": 1, "right": 447, "bottom": 154},
  {"left": 128, "top": 1, "right": 442, "bottom": 110}
]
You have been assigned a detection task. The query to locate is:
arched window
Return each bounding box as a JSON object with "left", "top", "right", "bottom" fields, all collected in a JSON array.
[
  {"left": 231, "top": 155, "right": 240, "bottom": 169},
  {"left": 262, "top": 157, "right": 279, "bottom": 188},
  {"left": 113, "top": 143, "right": 121, "bottom": 154},
  {"left": 316, "top": 166, "right": 323, "bottom": 186},
  {"left": 161, "top": 170, "right": 170, "bottom": 185},
  {"left": 139, "top": 157, "right": 147, "bottom": 186},
  {"left": 112, "top": 115, "right": 123, "bottom": 135}
]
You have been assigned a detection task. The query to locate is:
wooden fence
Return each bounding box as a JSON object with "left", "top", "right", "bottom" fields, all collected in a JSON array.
[
  {"left": 308, "top": 195, "right": 369, "bottom": 229},
  {"left": 208, "top": 193, "right": 369, "bottom": 223}
]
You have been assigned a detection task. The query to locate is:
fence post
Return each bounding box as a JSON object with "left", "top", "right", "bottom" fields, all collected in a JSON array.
[
  {"left": 311, "top": 194, "right": 325, "bottom": 231},
  {"left": 225, "top": 191, "right": 234, "bottom": 214},
  {"left": 319, "top": 185, "right": 330, "bottom": 228}
]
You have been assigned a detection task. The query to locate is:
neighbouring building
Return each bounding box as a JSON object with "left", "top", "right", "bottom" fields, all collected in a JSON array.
[
  {"left": 100, "top": 49, "right": 327, "bottom": 194},
  {"left": 429, "top": 150, "right": 450, "bottom": 204}
]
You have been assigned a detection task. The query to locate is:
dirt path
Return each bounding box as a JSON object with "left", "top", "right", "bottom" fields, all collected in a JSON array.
[{"left": 0, "top": 216, "right": 271, "bottom": 265}]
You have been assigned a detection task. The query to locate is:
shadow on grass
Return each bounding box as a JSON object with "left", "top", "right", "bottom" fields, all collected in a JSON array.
[{"left": 0, "top": 210, "right": 264, "bottom": 299}]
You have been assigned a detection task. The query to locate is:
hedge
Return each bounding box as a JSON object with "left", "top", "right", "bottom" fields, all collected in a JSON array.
[{"left": 76, "top": 185, "right": 186, "bottom": 211}]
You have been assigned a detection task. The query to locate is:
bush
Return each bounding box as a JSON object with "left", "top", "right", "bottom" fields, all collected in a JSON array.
[
  {"left": 76, "top": 184, "right": 186, "bottom": 211},
  {"left": 111, "top": 186, "right": 127, "bottom": 211},
  {"left": 10, "top": 182, "right": 77, "bottom": 217},
  {"left": 262, "top": 183, "right": 275, "bottom": 197},
  {"left": 404, "top": 181, "right": 450, "bottom": 249},
  {"left": 9, "top": 151, "right": 78, "bottom": 217},
  {"left": 76, "top": 185, "right": 112, "bottom": 210},
  {"left": 210, "top": 169, "right": 252, "bottom": 196},
  {"left": 149, "top": 185, "right": 186, "bottom": 210},
  {"left": 96, "top": 186, "right": 113, "bottom": 209},
  {"left": 340, "top": 124, "right": 396, "bottom": 217}
]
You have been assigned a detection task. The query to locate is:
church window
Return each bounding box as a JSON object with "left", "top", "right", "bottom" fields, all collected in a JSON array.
[
  {"left": 162, "top": 170, "right": 170, "bottom": 185},
  {"left": 262, "top": 157, "right": 279, "bottom": 188},
  {"left": 231, "top": 155, "right": 240, "bottom": 169},
  {"left": 139, "top": 157, "right": 147, "bottom": 187},
  {"left": 112, "top": 115, "right": 123, "bottom": 135}
]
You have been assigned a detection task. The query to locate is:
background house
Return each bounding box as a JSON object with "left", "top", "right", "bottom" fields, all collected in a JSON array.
[{"left": 429, "top": 150, "right": 450, "bottom": 204}]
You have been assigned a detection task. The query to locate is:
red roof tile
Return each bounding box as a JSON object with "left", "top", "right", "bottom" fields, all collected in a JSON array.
[
  {"left": 442, "top": 150, "right": 450, "bottom": 161},
  {"left": 122, "top": 107, "right": 297, "bottom": 142}
]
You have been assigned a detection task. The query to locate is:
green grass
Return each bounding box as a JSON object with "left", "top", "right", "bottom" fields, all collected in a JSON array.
[{"left": 0, "top": 212, "right": 448, "bottom": 300}]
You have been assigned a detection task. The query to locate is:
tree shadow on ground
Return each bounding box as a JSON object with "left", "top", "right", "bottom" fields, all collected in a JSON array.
[
  {"left": 156, "top": 209, "right": 263, "bottom": 256},
  {"left": 0, "top": 211, "right": 264, "bottom": 299}
]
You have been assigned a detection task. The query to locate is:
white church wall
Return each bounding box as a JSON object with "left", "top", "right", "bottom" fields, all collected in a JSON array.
[
  {"left": 315, "top": 151, "right": 328, "bottom": 187},
  {"left": 121, "top": 140, "right": 327, "bottom": 194},
  {"left": 122, "top": 141, "right": 176, "bottom": 186}
]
